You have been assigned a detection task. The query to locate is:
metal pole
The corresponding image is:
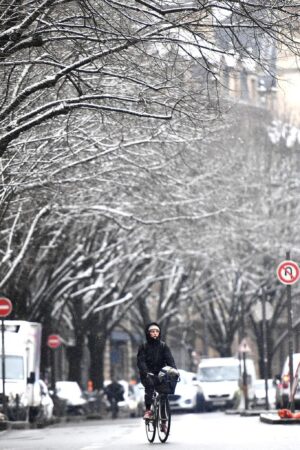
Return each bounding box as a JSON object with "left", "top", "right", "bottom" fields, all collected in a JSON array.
[
  {"left": 262, "top": 288, "right": 269, "bottom": 410},
  {"left": 243, "top": 352, "right": 249, "bottom": 410},
  {"left": 50, "top": 349, "right": 56, "bottom": 393},
  {"left": 1, "top": 318, "right": 6, "bottom": 417},
  {"left": 203, "top": 305, "right": 208, "bottom": 357},
  {"left": 286, "top": 250, "right": 295, "bottom": 412}
]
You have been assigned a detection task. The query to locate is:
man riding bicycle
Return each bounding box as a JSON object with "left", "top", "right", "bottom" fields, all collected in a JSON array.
[{"left": 137, "top": 322, "right": 178, "bottom": 425}]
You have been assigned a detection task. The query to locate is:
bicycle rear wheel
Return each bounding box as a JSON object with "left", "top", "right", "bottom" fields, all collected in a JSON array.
[
  {"left": 157, "top": 397, "right": 171, "bottom": 443},
  {"left": 145, "top": 417, "right": 156, "bottom": 443}
]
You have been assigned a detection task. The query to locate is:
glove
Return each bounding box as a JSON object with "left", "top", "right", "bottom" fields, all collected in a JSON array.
[
  {"left": 168, "top": 368, "right": 179, "bottom": 378},
  {"left": 146, "top": 372, "right": 155, "bottom": 384}
]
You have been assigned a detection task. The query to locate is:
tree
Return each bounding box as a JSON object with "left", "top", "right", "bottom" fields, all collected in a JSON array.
[
  {"left": 1, "top": 0, "right": 300, "bottom": 382},
  {"left": 1, "top": 1, "right": 299, "bottom": 157}
]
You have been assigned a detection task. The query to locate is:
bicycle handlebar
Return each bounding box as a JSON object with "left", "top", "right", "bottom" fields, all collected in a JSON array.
[{"left": 147, "top": 372, "right": 180, "bottom": 383}]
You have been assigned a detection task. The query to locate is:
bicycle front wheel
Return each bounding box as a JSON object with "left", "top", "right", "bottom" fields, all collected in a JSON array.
[
  {"left": 157, "top": 397, "right": 171, "bottom": 443},
  {"left": 145, "top": 417, "right": 156, "bottom": 443}
]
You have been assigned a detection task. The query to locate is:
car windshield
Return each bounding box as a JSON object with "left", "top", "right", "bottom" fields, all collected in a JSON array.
[
  {"left": 198, "top": 366, "right": 239, "bottom": 382},
  {"left": 0, "top": 356, "right": 24, "bottom": 380}
]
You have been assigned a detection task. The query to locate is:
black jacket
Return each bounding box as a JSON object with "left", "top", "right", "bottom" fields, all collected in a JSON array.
[
  {"left": 105, "top": 382, "right": 124, "bottom": 402},
  {"left": 137, "top": 340, "right": 176, "bottom": 376}
]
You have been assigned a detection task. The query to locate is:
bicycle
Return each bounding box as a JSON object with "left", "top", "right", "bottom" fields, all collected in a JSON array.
[
  {"left": 144, "top": 371, "right": 179, "bottom": 444},
  {"left": 145, "top": 390, "right": 171, "bottom": 443}
]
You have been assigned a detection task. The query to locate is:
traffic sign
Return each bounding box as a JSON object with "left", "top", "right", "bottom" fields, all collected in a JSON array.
[
  {"left": 277, "top": 260, "right": 300, "bottom": 285},
  {"left": 239, "top": 338, "right": 251, "bottom": 353},
  {"left": 0, "top": 297, "right": 12, "bottom": 317},
  {"left": 47, "top": 334, "right": 61, "bottom": 349}
]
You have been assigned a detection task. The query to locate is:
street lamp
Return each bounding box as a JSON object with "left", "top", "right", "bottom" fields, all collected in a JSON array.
[
  {"left": 238, "top": 338, "right": 251, "bottom": 410},
  {"left": 251, "top": 289, "right": 273, "bottom": 410}
]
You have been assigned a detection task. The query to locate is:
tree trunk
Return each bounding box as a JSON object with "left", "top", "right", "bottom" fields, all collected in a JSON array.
[
  {"left": 88, "top": 332, "right": 107, "bottom": 390},
  {"left": 67, "top": 332, "right": 84, "bottom": 385}
]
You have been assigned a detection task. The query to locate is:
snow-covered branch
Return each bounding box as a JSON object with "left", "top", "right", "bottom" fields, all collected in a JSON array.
[{"left": 0, "top": 205, "right": 50, "bottom": 288}]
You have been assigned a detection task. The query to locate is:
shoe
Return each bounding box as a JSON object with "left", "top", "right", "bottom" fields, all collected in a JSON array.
[
  {"left": 143, "top": 409, "right": 153, "bottom": 420},
  {"left": 160, "top": 420, "right": 167, "bottom": 433}
]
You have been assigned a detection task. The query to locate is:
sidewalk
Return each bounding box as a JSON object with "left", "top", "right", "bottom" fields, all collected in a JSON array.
[
  {"left": 0, "top": 414, "right": 89, "bottom": 432},
  {"left": 260, "top": 411, "right": 300, "bottom": 425}
]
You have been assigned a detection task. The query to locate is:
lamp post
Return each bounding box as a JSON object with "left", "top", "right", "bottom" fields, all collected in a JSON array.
[
  {"left": 261, "top": 288, "right": 270, "bottom": 410},
  {"left": 239, "top": 338, "right": 251, "bottom": 411},
  {"left": 251, "top": 291, "right": 273, "bottom": 410}
]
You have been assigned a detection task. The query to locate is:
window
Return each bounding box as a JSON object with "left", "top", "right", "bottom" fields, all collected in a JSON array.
[
  {"left": 0, "top": 356, "right": 24, "bottom": 380},
  {"left": 198, "top": 366, "right": 239, "bottom": 382}
]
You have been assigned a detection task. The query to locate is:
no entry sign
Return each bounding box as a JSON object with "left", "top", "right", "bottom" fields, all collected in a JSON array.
[
  {"left": 277, "top": 260, "right": 300, "bottom": 285},
  {"left": 0, "top": 297, "right": 12, "bottom": 317},
  {"left": 47, "top": 334, "right": 61, "bottom": 349}
]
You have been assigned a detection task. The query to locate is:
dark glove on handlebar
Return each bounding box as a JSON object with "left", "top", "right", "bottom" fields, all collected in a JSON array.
[{"left": 146, "top": 372, "right": 155, "bottom": 384}]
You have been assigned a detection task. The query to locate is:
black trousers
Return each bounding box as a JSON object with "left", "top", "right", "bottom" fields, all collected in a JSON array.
[
  {"left": 140, "top": 374, "right": 167, "bottom": 418},
  {"left": 140, "top": 374, "right": 156, "bottom": 409}
]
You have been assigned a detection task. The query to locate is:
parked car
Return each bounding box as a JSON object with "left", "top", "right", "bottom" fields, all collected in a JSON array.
[
  {"left": 196, "top": 357, "right": 257, "bottom": 411},
  {"left": 55, "top": 381, "right": 88, "bottom": 415},
  {"left": 251, "top": 379, "right": 276, "bottom": 409},
  {"left": 275, "top": 353, "right": 300, "bottom": 408},
  {"left": 169, "top": 369, "right": 204, "bottom": 413},
  {"left": 128, "top": 382, "right": 144, "bottom": 417}
]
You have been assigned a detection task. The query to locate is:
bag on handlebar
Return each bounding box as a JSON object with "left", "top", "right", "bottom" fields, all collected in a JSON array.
[{"left": 156, "top": 367, "right": 179, "bottom": 394}]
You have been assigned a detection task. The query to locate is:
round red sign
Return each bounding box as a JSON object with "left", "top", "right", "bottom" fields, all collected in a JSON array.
[
  {"left": 277, "top": 260, "right": 300, "bottom": 285},
  {"left": 0, "top": 297, "right": 13, "bottom": 317},
  {"left": 47, "top": 334, "right": 61, "bottom": 349}
]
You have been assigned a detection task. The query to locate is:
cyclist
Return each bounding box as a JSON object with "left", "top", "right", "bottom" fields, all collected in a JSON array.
[
  {"left": 137, "top": 322, "right": 177, "bottom": 427},
  {"left": 104, "top": 377, "right": 124, "bottom": 419}
]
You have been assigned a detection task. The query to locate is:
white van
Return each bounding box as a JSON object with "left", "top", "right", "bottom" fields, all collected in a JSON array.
[
  {"left": 0, "top": 320, "right": 43, "bottom": 421},
  {"left": 197, "top": 357, "right": 256, "bottom": 411}
]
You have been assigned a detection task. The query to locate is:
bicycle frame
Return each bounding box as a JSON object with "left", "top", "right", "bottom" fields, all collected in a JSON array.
[{"left": 145, "top": 391, "right": 171, "bottom": 443}]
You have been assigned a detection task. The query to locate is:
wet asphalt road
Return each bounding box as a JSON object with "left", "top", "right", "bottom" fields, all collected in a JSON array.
[{"left": 0, "top": 411, "right": 300, "bottom": 450}]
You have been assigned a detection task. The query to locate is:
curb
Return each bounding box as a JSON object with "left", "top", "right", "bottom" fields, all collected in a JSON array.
[
  {"left": 0, "top": 421, "right": 30, "bottom": 431},
  {"left": 260, "top": 413, "right": 300, "bottom": 425},
  {"left": 0, "top": 413, "right": 105, "bottom": 432},
  {"left": 225, "top": 408, "right": 283, "bottom": 417},
  {"left": 86, "top": 414, "right": 103, "bottom": 420},
  {"left": 224, "top": 409, "right": 240, "bottom": 415},
  {"left": 240, "top": 410, "right": 261, "bottom": 417},
  {"left": 240, "top": 409, "right": 278, "bottom": 417},
  {"left": 225, "top": 409, "right": 271, "bottom": 416}
]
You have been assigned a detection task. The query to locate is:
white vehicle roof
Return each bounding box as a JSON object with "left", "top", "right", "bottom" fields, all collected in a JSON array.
[{"left": 198, "top": 357, "right": 239, "bottom": 367}]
